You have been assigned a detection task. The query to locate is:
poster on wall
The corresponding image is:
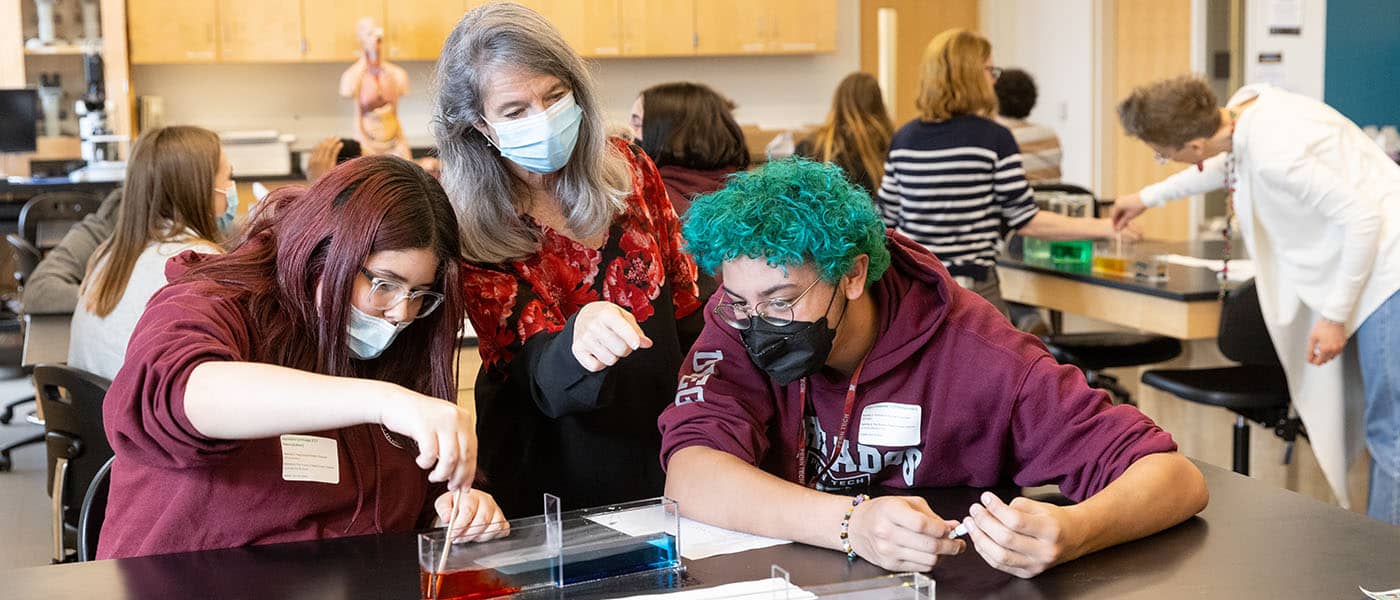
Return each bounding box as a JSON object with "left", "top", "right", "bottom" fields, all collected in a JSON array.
[{"left": 1268, "top": 0, "right": 1304, "bottom": 35}]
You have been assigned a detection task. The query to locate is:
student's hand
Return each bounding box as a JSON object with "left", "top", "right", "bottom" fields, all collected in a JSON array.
[
  {"left": 436, "top": 489, "right": 510, "bottom": 542},
  {"left": 962, "top": 492, "right": 1085, "bottom": 579},
  {"left": 1095, "top": 218, "right": 1142, "bottom": 243},
  {"left": 306, "top": 137, "right": 343, "bottom": 182},
  {"left": 572, "top": 301, "right": 654, "bottom": 372},
  {"left": 1306, "top": 318, "right": 1347, "bottom": 366},
  {"left": 847, "top": 496, "right": 965, "bottom": 572},
  {"left": 377, "top": 386, "right": 477, "bottom": 491},
  {"left": 1110, "top": 193, "right": 1148, "bottom": 230}
]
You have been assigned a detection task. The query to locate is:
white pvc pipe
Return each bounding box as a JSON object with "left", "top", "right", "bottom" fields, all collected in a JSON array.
[{"left": 877, "top": 8, "right": 898, "bottom": 117}]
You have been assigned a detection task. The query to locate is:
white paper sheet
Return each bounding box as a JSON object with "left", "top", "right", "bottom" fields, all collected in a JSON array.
[
  {"left": 586, "top": 509, "right": 792, "bottom": 560},
  {"left": 1154, "top": 254, "right": 1257, "bottom": 282},
  {"left": 605, "top": 577, "right": 815, "bottom": 600}
]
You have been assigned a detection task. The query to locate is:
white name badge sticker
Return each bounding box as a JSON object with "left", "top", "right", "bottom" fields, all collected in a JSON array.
[
  {"left": 280, "top": 434, "right": 340, "bottom": 484},
  {"left": 857, "top": 403, "right": 923, "bottom": 447}
]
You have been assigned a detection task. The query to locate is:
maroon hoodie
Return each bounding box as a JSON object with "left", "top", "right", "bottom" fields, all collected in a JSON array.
[
  {"left": 657, "top": 165, "right": 738, "bottom": 215},
  {"left": 97, "top": 252, "right": 437, "bottom": 559},
  {"left": 658, "top": 231, "right": 1176, "bottom": 501}
]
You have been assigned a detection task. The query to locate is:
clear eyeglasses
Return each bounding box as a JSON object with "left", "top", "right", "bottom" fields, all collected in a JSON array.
[
  {"left": 359, "top": 267, "right": 445, "bottom": 319},
  {"left": 713, "top": 278, "right": 823, "bottom": 330}
]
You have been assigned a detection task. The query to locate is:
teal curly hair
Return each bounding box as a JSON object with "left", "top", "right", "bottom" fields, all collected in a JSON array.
[{"left": 682, "top": 157, "right": 891, "bottom": 284}]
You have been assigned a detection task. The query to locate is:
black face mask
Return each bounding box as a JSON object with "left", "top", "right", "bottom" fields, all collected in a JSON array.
[
  {"left": 741, "top": 317, "right": 837, "bottom": 386},
  {"left": 740, "top": 286, "right": 845, "bottom": 386}
]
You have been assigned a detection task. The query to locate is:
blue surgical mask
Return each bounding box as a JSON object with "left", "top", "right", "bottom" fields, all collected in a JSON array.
[
  {"left": 485, "top": 92, "right": 583, "bottom": 174},
  {"left": 347, "top": 305, "right": 410, "bottom": 360},
  {"left": 215, "top": 184, "right": 239, "bottom": 233}
]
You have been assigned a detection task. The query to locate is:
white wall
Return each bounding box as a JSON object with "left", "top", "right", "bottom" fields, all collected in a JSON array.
[
  {"left": 1243, "top": 0, "right": 1325, "bottom": 100},
  {"left": 130, "top": 1, "right": 861, "bottom": 150},
  {"left": 980, "top": 0, "right": 1099, "bottom": 191}
]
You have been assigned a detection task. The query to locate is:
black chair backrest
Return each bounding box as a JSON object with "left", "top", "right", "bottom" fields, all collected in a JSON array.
[
  {"left": 19, "top": 192, "right": 102, "bottom": 251},
  {"left": 77, "top": 455, "right": 114, "bottom": 562},
  {"left": 1217, "top": 279, "right": 1280, "bottom": 366},
  {"left": 1032, "top": 182, "right": 1100, "bottom": 218},
  {"left": 36, "top": 364, "right": 113, "bottom": 530},
  {"left": 6, "top": 233, "right": 43, "bottom": 287}
]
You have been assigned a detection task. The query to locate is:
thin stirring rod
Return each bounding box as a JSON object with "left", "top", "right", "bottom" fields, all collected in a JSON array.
[{"left": 434, "top": 488, "right": 465, "bottom": 600}]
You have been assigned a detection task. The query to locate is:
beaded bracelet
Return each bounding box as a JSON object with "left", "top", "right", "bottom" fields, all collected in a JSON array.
[{"left": 839, "top": 494, "right": 870, "bottom": 560}]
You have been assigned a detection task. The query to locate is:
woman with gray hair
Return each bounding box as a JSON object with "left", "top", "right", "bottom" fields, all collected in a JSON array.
[
  {"left": 433, "top": 1, "right": 703, "bottom": 517},
  {"left": 1113, "top": 75, "right": 1400, "bottom": 525}
]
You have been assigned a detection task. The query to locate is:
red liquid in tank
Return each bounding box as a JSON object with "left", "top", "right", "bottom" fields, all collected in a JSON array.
[{"left": 419, "top": 568, "right": 522, "bottom": 600}]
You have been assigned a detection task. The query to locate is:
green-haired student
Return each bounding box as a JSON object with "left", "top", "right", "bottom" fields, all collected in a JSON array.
[{"left": 658, "top": 159, "right": 1208, "bottom": 578}]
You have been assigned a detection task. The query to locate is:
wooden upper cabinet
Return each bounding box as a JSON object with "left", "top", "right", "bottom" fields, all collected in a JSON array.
[
  {"left": 123, "top": 0, "right": 829, "bottom": 63},
  {"left": 695, "top": 0, "right": 769, "bottom": 55},
  {"left": 772, "top": 0, "right": 836, "bottom": 53},
  {"left": 218, "top": 0, "right": 304, "bottom": 62},
  {"left": 517, "top": 0, "right": 587, "bottom": 55},
  {"left": 303, "top": 0, "right": 386, "bottom": 62},
  {"left": 510, "top": 0, "right": 618, "bottom": 57},
  {"left": 128, "top": 0, "right": 218, "bottom": 64},
  {"left": 577, "top": 0, "right": 623, "bottom": 57},
  {"left": 696, "top": 0, "right": 836, "bottom": 55},
  {"left": 619, "top": 0, "right": 695, "bottom": 57},
  {"left": 385, "top": 1, "right": 468, "bottom": 61}
]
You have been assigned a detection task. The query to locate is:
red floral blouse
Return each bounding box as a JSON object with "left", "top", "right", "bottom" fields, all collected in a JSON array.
[{"left": 462, "top": 140, "right": 702, "bottom": 371}]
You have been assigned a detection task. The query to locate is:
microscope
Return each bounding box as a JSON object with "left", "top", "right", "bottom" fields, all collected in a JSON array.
[
  {"left": 69, "top": 52, "right": 126, "bottom": 182},
  {"left": 37, "top": 72, "right": 63, "bottom": 137}
]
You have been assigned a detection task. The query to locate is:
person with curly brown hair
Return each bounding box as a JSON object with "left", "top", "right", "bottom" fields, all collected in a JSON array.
[{"left": 1113, "top": 75, "right": 1400, "bottom": 524}]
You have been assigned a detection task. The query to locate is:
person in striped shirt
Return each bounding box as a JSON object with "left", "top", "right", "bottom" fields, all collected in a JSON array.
[{"left": 878, "top": 29, "right": 1134, "bottom": 317}]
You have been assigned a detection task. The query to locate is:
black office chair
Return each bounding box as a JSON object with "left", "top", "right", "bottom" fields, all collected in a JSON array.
[
  {"left": 18, "top": 191, "right": 102, "bottom": 252},
  {"left": 0, "top": 236, "right": 46, "bottom": 471},
  {"left": 1141, "top": 280, "right": 1305, "bottom": 476},
  {"left": 77, "top": 455, "right": 114, "bottom": 561},
  {"left": 34, "top": 364, "right": 114, "bottom": 563},
  {"left": 0, "top": 193, "right": 103, "bottom": 471},
  {"left": 1029, "top": 183, "right": 1184, "bottom": 405},
  {"left": 2, "top": 233, "right": 40, "bottom": 315}
]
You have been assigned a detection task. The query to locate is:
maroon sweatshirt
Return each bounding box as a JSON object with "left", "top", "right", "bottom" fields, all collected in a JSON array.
[
  {"left": 658, "top": 231, "right": 1177, "bottom": 501},
  {"left": 657, "top": 165, "right": 738, "bottom": 215},
  {"left": 97, "top": 253, "right": 435, "bottom": 559}
]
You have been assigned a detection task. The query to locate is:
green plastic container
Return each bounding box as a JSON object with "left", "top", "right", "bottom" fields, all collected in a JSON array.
[
  {"left": 1049, "top": 240, "right": 1093, "bottom": 267},
  {"left": 1022, "top": 237, "right": 1092, "bottom": 270},
  {"left": 1023, "top": 237, "right": 1051, "bottom": 262}
]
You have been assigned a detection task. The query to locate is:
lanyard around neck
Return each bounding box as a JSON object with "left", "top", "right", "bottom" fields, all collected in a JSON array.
[
  {"left": 1219, "top": 109, "right": 1240, "bottom": 300},
  {"left": 795, "top": 355, "right": 870, "bottom": 488}
]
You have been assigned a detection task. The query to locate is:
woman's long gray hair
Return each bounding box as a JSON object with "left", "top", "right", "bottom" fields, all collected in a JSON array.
[{"left": 433, "top": 2, "right": 631, "bottom": 264}]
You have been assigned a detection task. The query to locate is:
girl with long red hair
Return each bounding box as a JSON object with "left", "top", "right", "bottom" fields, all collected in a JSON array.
[{"left": 98, "top": 156, "right": 504, "bottom": 559}]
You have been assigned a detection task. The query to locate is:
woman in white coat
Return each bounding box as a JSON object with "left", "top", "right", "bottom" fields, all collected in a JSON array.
[{"left": 1112, "top": 76, "right": 1400, "bottom": 525}]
